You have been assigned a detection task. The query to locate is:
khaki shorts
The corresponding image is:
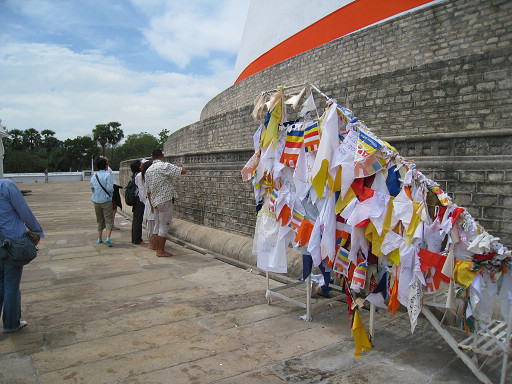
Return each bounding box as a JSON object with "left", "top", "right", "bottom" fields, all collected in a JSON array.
[
  {"left": 94, "top": 201, "right": 114, "bottom": 231},
  {"left": 153, "top": 200, "right": 173, "bottom": 237}
]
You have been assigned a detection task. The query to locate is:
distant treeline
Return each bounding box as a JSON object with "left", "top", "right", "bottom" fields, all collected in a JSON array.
[{"left": 1, "top": 123, "right": 170, "bottom": 172}]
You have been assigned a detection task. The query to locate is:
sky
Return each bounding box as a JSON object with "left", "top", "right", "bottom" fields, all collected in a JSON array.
[{"left": 0, "top": 0, "right": 251, "bottom": 141}]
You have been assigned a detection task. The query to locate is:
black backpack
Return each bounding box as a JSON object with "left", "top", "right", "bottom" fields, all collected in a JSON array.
[{"left": 124, "top": 177, "right": 138, "bottom": 206}]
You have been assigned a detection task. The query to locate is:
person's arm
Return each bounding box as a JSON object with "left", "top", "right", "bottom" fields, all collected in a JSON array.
[
  {"left": 8, "top": 182, "right": 45, "bottom": 238},
  {"left": 147, "top": 192, "right": 154, "bottom": 213},
  {"left": 175, "top": 163, "right": 187, "bottom": 175},
  {"left": 165, "top": 162, "right": 185, "bottom": 178}
]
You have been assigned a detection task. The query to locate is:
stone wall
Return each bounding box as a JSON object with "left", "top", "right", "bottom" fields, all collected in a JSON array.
[{"left": 122, "top": 0, "right": 512, "bottom": 260}]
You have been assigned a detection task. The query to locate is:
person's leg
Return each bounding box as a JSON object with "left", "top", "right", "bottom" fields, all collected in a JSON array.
[
  {"left": 147, "top": 220, "right": 155, "bottom": 250},
  {"left": 103, "top": 201, "right": 114, "bottom": 247},
  {"left": 132, "top": 200, "right": 144, "bottom": 244},
  {"left": 154, "top": 201, "right": 173, "bottom": 257},
  {"left": 112, "top": 208, "right": 120, "bottom": 230},
  {"left": 0, "top": 263, "right": 4, "bottom": 321},
  {"left": 94, "top": 203, "right": 105, "bottom": 243},
  {"left": 1, "top": 264, "right": 24, "bottom": 332},
  {"left": 112, "top": 185, "right": 121, "bottom": 230},
  {"left": 131, "top": 206, "right": 137, "bottom": 244},
  {"left": 152, "top": 208, "right": 160, "bottom": 254}
]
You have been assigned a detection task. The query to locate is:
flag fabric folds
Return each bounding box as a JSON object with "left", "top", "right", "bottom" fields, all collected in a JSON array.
[{"left": 280, "top": 124, "right": 304, "bottom": 168}]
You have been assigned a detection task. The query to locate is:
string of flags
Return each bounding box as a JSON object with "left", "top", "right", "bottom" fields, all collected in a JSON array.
[{"left": 241, "top": 83, "right": 512, "bottom": 357}]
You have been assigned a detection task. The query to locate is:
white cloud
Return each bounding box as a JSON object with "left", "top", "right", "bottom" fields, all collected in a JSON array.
[
  {"left": 133, "top": 0, "right": 249, "bottom": 68},
  {"left": 0, "top": 0, "right": 250, "bottom": 144},
  {"left": 0, "top": 42, "right": 234, "bottom": 141}
]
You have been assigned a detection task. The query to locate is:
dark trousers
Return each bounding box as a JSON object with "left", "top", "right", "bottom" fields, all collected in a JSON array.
[{"left": 131, "top": 199, "right": 145, "bottom": 244}]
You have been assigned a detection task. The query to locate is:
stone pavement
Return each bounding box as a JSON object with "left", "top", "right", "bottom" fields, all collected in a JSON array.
[{"left": 0, "top": 181, "right": 506, "bottom": 383}]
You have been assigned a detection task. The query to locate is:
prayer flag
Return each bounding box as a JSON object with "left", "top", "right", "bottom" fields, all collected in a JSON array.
[
  {"left": 311, "top": 103, "right": 340, "bottom": 198},
  {"left": 300, "top": 92, "right": 316, "bottom": 116},
  {"left": 354, "top": 153, "right": 384, "bottom": 178},
  {"left": 431, "top": 185, "right": 451, "bottom": 206},
  {"left": 333, "top": 246, "right": 350, "bottom": 277},
  {"left": 352, "top": 308, "right": 373, "bottom": 358},
  {"left": 294, "top": 218, "right": 314, "bottom": 247},
  {"left": 336, "top": 214, "right": 350, "bottom": 249},
  {"left": 285, "top": 87, "right": 306, "bottom": 109},
  {"left": 424, "top": 268, "right": 435, "bottom": 294},
  {"left": 454, "top": 260, "right": 476, "bottom": 287},
  {"left": 262, "top": 94, "right": 283, "bottom": 150},
  {"left": 241, "top": 151, "right": 260, "bottom": 181},
  {"left": 288, "top": 210, "right": 304, "bottom": 232},
  {"left": 356, "top": 131, "right": 382, "bottom": 160},
  {"left": 387, "top": 266, "right": 400, "bottom": 316},
  {"left": 351, "top": 261, "right": 368, "bottom": 292},
  {"left": 303, "top": 122, "right": 320, "bottom": 152},
  {"left": 268, "top": 189, "right": 278, "bottom": 213},
  {"left": 277, "top": 204, "right": 291, "bottom": 226},
  {"left": 280, "top": 127, "right": 304, "bottom": 168}
]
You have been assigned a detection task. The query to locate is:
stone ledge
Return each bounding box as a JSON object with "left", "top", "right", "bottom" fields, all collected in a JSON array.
[{"left": 118, "top": 208, "right": 303, "bottom": 279}]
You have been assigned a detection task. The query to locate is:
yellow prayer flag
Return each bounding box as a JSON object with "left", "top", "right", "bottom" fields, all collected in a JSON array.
[
  {"left": 335, "top": 187, "right": 356, "bottom": 214},
  {"left": 381, "top": 197, "right": 394, "bottom": 233},
  {"left": 311, "top": 159, "right": 329, "bottom": 198},
  {"left": 365, "top": 221, "right": 385, "bottom": 257},
  {"left": 263, "top": 99, "right": 282, "bottom": 150},
  {"left": 406, "top": 201, "right": 422, "bottom": 246},
  {"left": 389, "top": 248, "right": 400, "bottom": 266},
  {"left": 454, "top": 260, "right": 476, "bottom": 287},
  {"left": 352, "top": 308, "right": 373, "bottom": 358},
  {"left": 327, "top": 167, "right": 341, "bottom": 195}
]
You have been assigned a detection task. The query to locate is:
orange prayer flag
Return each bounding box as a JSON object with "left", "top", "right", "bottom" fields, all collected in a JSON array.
[
  {"left": 294, "top": 218, "right": 314, "bottom": 246},
  {"left": 277, "top": 205, "right": 291, "bottom": 226},
  {"left": 387, "top": 269, "right": 400, "bottom": 316}
]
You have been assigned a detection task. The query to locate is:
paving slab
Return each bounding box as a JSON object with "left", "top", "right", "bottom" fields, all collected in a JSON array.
[{"left": 0, "top": 181, "right": 508, "bottom": 384}]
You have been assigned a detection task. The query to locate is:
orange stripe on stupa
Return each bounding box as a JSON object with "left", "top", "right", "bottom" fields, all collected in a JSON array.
[{"left": 235, "top": 0, "right": 436, "bottom": 83}]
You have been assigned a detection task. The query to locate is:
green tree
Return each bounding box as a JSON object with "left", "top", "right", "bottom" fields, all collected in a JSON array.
[
  {"left": 6, "top": 129, "right": 24, "bottom": 151},
  {"left": 50, "top": 136, "right": 98, "bottom": 171},
  {"left": 41, "top": 129, "right": 61, "bottom": 159},
  {"left": 158, "top": 129, "right": 170, "bottom": 147},
  {"left": 107, "top": 121, "right": 124, "bottom": 161},
  {"left": 23, "top": 128, "right": 42, "bottom": 151},
  {"left": 4, "top": 150, "right": 46, "bottom": 173},
  {"left": 93, "top": 124, "right": 110, "bottom": 156},
  {"left": 115, "top": 132, "right": 158, "bottom": 161}
]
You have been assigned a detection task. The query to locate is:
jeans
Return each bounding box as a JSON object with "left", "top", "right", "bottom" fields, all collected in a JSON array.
[{"left": 0, "top": 262, "right": 23, "bottom": 332}]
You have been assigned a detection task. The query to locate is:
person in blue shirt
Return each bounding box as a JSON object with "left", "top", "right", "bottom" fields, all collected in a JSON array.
[
  {"left": 91, "top": 157, "right": 114, "bottom": 247},
  {"left": 0, "top": 178, "right": 44, "bottom": 333}
]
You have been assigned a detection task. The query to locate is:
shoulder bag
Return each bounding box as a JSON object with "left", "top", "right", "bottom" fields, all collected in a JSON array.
[{"left": 0, "top": 231, "right": 39, "bottom": 267}]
